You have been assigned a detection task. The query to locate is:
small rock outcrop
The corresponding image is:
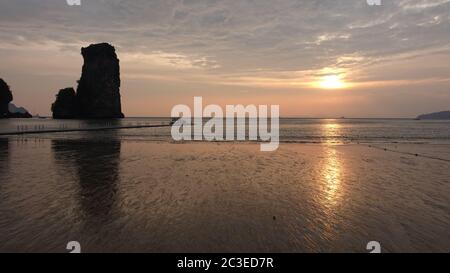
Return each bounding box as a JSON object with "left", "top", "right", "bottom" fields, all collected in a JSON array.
[
  {"left": 0, "top": 79, "right": 13, "bottom": 118},
  {"left": 52, "top": 88, "right": 77, "bottom": 119},
  {"left": 51, "top": 43, "right": 124, "bottom": 119},
  {"left": 0, "top": 78, "right": 32, "bottom": 118}
]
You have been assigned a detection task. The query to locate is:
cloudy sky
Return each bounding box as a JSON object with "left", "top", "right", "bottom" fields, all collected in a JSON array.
[{"left": 0, "top": 0, "right": 450, "bottom": 117}]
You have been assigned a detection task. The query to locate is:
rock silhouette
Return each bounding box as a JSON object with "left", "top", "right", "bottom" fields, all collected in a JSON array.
[
  {"left": 51, "top": 43, "right": 124, "bottom": 119},
  {"left": 77, "top": 43, "right": 124, "bottom": 118},
  {"left": 0, "top": 78, "right": 32, "bottom": 118},
  {"left": 52, "top": 88, "right": 77, "bottom": 119},
  {"left": 0, "top": 79, "right": 13, "bottom": 118}
]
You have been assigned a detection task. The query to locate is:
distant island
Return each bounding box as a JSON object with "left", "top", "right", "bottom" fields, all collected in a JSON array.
[
  {"left": 417, "top": 111, "right": 450, "bottom": 120},
  {"left": 0, "top": 78, "right": 32, "bottom": 118},
  {"left": 52, "top": 43, "right": 124, "bottom": 119}
]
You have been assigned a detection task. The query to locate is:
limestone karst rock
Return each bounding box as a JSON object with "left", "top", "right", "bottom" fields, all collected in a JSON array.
[
  {"left": 76, "top": 43, "right": 124, "bottom": 119},
  {"left": 0, "top": 79, "right": 13, "bottom": 118},
  {"left": 52, "top": 87, "right": 77, "bottom": 119},
  {"left": 51, "top": 43, "right": 124, "bottom": 119}
]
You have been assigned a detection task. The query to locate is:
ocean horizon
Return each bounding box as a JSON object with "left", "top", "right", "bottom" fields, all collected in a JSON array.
[{"left": 2, "top": 118, "right": 450, "bottom": 145}]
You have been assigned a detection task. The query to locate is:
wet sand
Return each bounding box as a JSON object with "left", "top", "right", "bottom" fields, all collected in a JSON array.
[{"left": 0, "top": 140, "right": 449, "bottom": 252}]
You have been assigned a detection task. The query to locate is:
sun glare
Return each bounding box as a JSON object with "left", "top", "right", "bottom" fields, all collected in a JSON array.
[{"left": 319, "top": 75, "right": 346, "bottom": 89}]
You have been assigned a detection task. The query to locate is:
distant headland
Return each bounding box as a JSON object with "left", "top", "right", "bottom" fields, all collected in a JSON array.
[
  {"left": 417, "top": 111, "right": 450, "bottom": 120},
  {"left": 52, "top": 43, "right": 124, "bottom": 119}
]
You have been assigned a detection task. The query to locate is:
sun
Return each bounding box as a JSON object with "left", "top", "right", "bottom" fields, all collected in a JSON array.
[{"left": 319, "top": 75, "right": 346, "bottom": 89}]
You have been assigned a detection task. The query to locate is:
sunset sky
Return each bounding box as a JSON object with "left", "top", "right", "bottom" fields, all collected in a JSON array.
[{"left": 0, "top": 0, "right": 450, "bottom": 117}]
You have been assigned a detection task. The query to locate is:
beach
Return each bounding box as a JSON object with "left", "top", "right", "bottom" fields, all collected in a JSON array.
[
  {"left": 1, "top": 0, "right": 450, "bottom": 258},
  {"left": 0, "top": 137, "right": 448, "bottom": 253}
]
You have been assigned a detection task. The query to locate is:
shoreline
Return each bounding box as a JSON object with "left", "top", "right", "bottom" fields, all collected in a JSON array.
[
  {"left": 2, "top": 136, "right": 450, "bottom": 163},
  {"left": 0, "top": 124, "right": 171, "bottom": 136}
]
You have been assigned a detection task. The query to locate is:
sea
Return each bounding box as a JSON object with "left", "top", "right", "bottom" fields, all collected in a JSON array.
[{"left": 1, "top": 117, "right": 450, "bottom": 144}]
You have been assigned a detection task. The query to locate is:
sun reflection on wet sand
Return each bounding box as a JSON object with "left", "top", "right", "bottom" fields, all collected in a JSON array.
[
  {"left": 314, "top": 142, "right": 346, "bottom": 247},
  {"left": 320, "top": 121, "right": 344, "bottom": 206},
  {"left": 315, "top": 121, "right": 346, "bottom": 246},
  {"left": 323, "top": 148, "right": 342, "bottom": 206}
]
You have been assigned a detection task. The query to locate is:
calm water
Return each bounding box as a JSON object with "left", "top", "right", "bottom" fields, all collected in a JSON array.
[
  {"left": 1, "top": 117, "right": 450, "bottom": 144},
  {"left": 0, "top": 118, "right": 449, "bottom": 252}
]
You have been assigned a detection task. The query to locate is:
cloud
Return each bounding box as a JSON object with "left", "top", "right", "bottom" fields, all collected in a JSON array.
[
  {"left": 0, "top": 0, "right": 450, "bottom": 116},
  {"left": 0, "top": 1, "right": 448, "bottom": 73}
]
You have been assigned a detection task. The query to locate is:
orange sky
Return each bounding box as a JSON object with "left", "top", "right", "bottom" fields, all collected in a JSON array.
[{"left": 1, "top": 0, "right": 450, "bottom": 117}]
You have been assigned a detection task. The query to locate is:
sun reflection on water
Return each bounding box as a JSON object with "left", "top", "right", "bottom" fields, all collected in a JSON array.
[{"left": 322, "top": 122, "right": 341, "bottom": 144}]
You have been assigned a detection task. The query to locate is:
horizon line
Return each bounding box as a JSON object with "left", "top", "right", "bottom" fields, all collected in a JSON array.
[{"left": 32, "top": 116, "right": 425, "bottom": 120}]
